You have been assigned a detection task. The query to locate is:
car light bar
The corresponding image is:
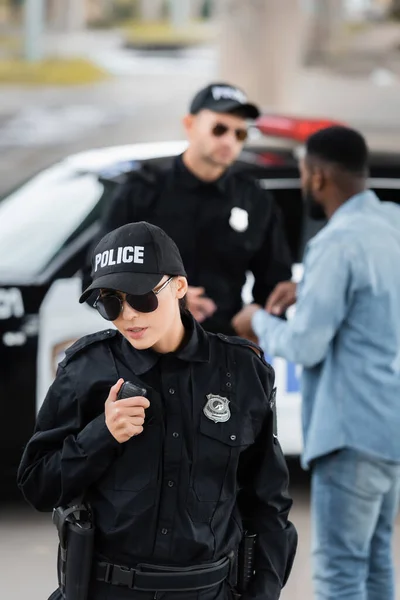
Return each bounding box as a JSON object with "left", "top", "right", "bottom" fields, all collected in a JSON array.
[{"left": 255, "top": 115, "right": 345, "bottom": 143}]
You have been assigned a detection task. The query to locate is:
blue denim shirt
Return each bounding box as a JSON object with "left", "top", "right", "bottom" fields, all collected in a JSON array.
[{"left": 252, "top": 191, "right": 400, "bottom": 468}]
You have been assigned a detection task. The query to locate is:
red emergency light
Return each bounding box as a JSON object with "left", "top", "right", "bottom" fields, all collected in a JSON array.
[{"left": 255, "top": 115, "right": 345, "bottom": 143}]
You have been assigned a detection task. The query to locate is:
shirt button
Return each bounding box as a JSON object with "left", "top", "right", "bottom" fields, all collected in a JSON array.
[
  {"left": 226, "top": 372, "right": 231, "bottom": 378},
  {"left": 230, "top": 435, "right": 237, "bottom": 441},
  {"left": 168, "top": 481, "right": 174, "bottom": 487},
  {"left": 169, "top": 388, "right": 175, "bottom": 395},
  {"left": 161, "top": 528, "right": 168, "bottom": 535},
  {"left": 173, "top": 432, "right": 179, "bottom": 438},
  {"left": 226, "top": 382, "right": 232, "bottom": 388}
]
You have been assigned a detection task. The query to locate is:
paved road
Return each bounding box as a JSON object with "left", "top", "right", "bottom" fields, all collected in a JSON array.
[{"left": 2, "top": 467, "right": 400, "bottom": 599}]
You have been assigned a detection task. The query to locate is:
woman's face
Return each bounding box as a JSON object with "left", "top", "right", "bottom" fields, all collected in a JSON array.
[{"left": 102, "top": 276, "right": 188, "bottom": 352}]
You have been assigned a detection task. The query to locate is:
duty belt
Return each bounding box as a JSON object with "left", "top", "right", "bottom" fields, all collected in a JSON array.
[{"left": 95, "top": 555, "right": 231, "bottom": 592}]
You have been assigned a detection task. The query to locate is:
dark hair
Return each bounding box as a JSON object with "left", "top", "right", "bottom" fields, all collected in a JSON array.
[{"left": 306, "top": 126, "right": 369, "bottom": 176}]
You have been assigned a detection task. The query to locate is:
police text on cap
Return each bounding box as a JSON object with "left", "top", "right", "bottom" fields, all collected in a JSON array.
[
  {"left": 211, "top": 86, "right": 247, "bottom": 104},
  {"left": 95, "top": 246, "right": 144, "bottom": 271}
]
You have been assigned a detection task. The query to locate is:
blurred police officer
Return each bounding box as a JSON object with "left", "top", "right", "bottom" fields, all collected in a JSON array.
[
  {"left": 19, "top": 222, "right": 297, "bottom": 600},
  {"left": 83, "top": 82, "right": 292, "bottom": 335}
]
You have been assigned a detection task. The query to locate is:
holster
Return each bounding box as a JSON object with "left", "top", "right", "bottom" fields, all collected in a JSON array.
[{"left": 52, "top": 503, "right": 95, "bottom": 600}]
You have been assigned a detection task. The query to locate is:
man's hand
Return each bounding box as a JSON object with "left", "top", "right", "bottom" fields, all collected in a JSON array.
[
  {"left": 186, "top": 286, "right": 217, "bottom": 323},
  {"left": 232, "top": 304, "right": 262, "bottom": 342},
  {"left": 266, "top": 281, "right": 297, "bottom": 316},
  {"left": 105, "top": 379, "right": 150, "bottom": 444}
]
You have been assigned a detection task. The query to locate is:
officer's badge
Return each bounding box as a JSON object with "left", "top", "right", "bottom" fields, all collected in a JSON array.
[
  {"left": 204, "top": 394, "right": 231, "bottom": 423},
  {"left": 229, "top": 207, "right": 248, "bottom": 232}
]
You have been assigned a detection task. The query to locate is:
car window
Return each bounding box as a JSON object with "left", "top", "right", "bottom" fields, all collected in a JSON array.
[
  {"left": 0, "top": 165, "right": 104, "bottom": 277},
  {"left": 269, "top": 187, "right": 304, "bottom": 263},
  {"left": 48, "top": 178, "right": 118, "bottom": 267},
  {"left": 373, "top": 187, "right": 400, "bottom": 205}
]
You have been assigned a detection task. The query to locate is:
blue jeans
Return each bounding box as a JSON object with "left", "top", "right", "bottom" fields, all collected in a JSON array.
[{"left": 311, "top": 448, "right": 400, "bottom": 600}]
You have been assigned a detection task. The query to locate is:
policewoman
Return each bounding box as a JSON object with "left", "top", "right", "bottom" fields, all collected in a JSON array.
[{"left": 18, "top": 222, "right": 297, "bottom": 600}]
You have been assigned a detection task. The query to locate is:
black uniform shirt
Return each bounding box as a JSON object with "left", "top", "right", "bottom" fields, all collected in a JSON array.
[
  {"left": 93, "top": 156, "right": 293, "bottom": 333},
  {"left": 18, "top": 316, "right": 297, "bottom": 599}
]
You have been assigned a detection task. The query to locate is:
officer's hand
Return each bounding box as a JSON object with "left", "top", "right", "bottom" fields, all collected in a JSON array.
[
  {"left": 105, "top": 379, "right": 150, "bottom": 444},
  {"left": 186, "top": 286, "right": 217, "bottom": 323},
  {"left": 265, "top": 281, "right": 297, "bottom": 316}
]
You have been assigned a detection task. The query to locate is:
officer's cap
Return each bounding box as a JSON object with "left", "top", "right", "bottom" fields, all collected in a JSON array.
[
  {"left": 79, "top": 222, "right": 187, "bottom": 303},
  {"left": 190, "top": 82, "right": 260, "bottom": 120}
]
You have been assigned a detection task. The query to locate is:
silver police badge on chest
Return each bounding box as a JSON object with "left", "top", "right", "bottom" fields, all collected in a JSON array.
[
  {"left": 229, "top": 207, "right": 249, "bottom": 232},
  {"left": 204, "top": 394, "right": 231, "bottom": 423}
]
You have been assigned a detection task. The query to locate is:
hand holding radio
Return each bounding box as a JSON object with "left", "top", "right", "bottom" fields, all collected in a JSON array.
[{"left": 105, "top": 379, "right": 149, "bottom": 443}]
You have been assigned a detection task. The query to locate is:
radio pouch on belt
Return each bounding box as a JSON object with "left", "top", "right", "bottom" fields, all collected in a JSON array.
[
  {"left": 52, "top": 502, "right": 95, "bottom": 600},
  {"left": 236, "top": 532, "right": 257, "bottom": 595}
]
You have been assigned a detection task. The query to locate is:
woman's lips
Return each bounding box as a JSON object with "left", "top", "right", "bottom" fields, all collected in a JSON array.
[{"left": 126, "top": 327, "right": 148, "bottom": 340}]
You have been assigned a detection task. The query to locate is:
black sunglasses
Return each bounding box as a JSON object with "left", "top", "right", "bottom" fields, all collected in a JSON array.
[
  {"left": 94, "top": 277, "right": 174, "bottom": 321},
  {"left": 212, "top": 123, "right": 248, "bottom": 142}
]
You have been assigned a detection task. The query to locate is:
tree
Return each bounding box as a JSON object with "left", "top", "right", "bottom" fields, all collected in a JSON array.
[
  {"left": 218, "top": 0, "right": 309, "bottom": 111},
  {"left": 24, "top": 0, "right": 44, "bottom": 61},
  {"left": 47, "top": 0, "right": 85, "bottom": 30},
  {"left": 304, "top": 0, "right": 345, "bottom": 66}
]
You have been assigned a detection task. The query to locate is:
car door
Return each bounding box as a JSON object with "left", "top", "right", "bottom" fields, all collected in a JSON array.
[{"left": 0, "top": 168, "right": 118, "bottom": 495}]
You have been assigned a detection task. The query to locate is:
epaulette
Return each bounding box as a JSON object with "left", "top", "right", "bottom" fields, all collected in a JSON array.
[
  {"left": 216, "top": 333, "right": 266, "bottom": 362},
  {"left": 125, "top": 161, "right": 172, "bottom": 186},
  {"left": 59, "top": 329, "right": 117, "bottom": 367},
  {"left": 126, "top": 164, "right": 159, "bottom": 186}
]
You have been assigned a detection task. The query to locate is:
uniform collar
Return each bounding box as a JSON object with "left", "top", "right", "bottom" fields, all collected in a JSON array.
[
  {"left": 176, "top": 312, "right": 210, "bottom": 363},
  {"left": 119, "top": 312, "right": 210, "bottom": 375},
  {"left": 175, "top": 154, "right": 229, "bottom": 193}
]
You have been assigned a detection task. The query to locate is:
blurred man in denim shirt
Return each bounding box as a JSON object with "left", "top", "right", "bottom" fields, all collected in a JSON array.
[{"left": 233, "top": 126, "right": 400, "bottom": 600}]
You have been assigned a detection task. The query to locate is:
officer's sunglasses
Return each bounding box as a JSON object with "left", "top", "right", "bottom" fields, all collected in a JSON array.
[
  {"left": 94, "top": 277, "right": 174, "bottom": 321},
  {"left": 211, "top": 123, "right": 248, "bottom": 142}
]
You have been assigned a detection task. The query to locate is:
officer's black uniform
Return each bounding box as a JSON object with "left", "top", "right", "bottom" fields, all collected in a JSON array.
[
  {"left": 19, "top": 221, "right": 296, "bottom": 600},
  {"left": 87, "top": 155, "right": 292, "bottom": 335},
  {"left": 18, "top": 315, "right": 296, "bottom": 599}
]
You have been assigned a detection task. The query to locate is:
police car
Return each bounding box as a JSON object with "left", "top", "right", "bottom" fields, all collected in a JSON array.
[{"left": 2, "top": 118, "right": 400, "bottom": 492}]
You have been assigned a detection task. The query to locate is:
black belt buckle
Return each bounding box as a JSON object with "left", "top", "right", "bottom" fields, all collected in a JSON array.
[{"left": 106, "top": 564, "right": 135, "bottom": 589}]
